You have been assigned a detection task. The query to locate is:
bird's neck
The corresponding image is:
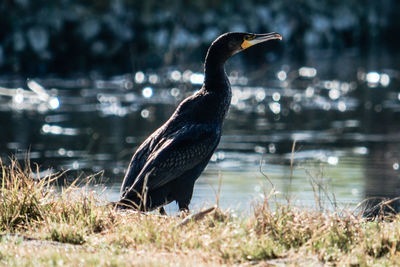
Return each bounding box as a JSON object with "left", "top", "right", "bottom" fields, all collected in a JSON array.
[
  {"left": 202, "top": 47, "right": 232, "bottom": 122},
  {"left": 203, "top": 46, "right": 230, "bottom": 91}
]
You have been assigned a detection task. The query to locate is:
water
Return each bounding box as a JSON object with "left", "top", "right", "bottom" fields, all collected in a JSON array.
[{"left": 1, "top": 49, "right": 399, "bottom": 214}]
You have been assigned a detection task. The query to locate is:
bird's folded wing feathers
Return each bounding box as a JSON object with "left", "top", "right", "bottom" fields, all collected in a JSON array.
[
  {"left": 130, "top": 124, "right": 220, "bottom": 191},
  {"left": 120, "top": 126, "right": 167, "bottom": 195}
]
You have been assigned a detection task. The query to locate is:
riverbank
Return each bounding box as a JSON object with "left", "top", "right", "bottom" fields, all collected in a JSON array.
[{"left": 1, "top": 159, "right": 400, "bottom": 266}]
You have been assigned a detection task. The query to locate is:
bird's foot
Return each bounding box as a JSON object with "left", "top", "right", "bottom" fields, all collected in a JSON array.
[{"left": 178, "top": 208, "right": 190, "bottom": 218}]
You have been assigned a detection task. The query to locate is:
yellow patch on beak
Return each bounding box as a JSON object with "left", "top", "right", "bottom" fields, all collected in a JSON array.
[{"left": 241, "top": 40, "right": 252, "bottom": 50}]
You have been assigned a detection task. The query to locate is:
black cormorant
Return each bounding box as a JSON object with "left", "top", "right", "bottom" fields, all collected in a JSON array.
[{"left": 118, "top": 32, "right": 282, "bottom": 213}]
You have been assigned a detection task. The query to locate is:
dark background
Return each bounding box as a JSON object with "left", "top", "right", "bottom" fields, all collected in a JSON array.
[{"left": 1, "top": 0, "right": 399, "bottom": 75}]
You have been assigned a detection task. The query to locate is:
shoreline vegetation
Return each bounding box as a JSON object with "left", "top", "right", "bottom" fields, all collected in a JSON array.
[{"left": 1, "top": 158, "right": 400, "bottom": 266}]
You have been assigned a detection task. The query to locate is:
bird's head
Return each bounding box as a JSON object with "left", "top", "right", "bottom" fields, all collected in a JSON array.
[
  {"left": 206, "top": 32, "right": 282, "bottom": 66},
  {"left": 210, "top": 32, "right": 282, "bottom": 59}
]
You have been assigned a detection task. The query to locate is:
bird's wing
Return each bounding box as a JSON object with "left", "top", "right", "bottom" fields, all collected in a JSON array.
[
  {"left": 120, "top": 126, "right": 166, "bottom": 195},
  {"left": 129, "top": 123, "right": 220, "bottom": 192}
]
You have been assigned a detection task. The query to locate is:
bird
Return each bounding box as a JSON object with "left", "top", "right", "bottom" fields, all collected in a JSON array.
[{"left": 118, "top": 32, "right": 282, "bottom": 214}]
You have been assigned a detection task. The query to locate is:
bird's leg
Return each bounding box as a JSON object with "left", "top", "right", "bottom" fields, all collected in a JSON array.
[
  {"left": 178, "top": 203, "right": 190, "bottom": 217},
  {"left": 178, "top": 202, "right": 189, "bottom": 210},
  {"left": 178, "top": 210, "right": 189, "bottom": 218},
  {"left": 159, "top": 207, "right": 167, "bottom": 215}
]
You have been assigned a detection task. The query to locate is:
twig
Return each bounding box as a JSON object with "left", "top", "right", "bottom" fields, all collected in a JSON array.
[
  {"left": 178, "top": 206, "right": 216, "bottom": 227},
  {"left": 286, "top": 140, "right": 297, "bottom": 204}
]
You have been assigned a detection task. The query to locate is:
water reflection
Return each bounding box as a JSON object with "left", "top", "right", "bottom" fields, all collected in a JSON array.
[
  {"left": 0, "top": 55, "right": 399, "bottom": 212},
  {"left": 361, "top": 142, "right": 400, "bottom": 217}
]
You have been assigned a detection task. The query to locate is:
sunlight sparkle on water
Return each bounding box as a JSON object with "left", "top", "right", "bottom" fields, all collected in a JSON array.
[
  {"left": 210, "top": 154, "right": 217, "bottom": 162},
  {"left": 58, "top": 148, "right": 66, "bottom": 155},
  {"left": 142, "top": 87, "right": 153, "bottom": 98},
  {"left": 269, "top": 102, "right": 281, "bottom": 114},
  {"left": 140, "top": 109, "right": 150, "bottom": 118},
  {"left": 299, "top": 67, "right": 317, "bottom": 78},
  {"left": 124, "top": 80, "right": 133, "bottom": 90},
  {"left": 134, "top": 71, "right": 145, "bottom": 83},
  {"left": 148, "top": 74, "right": 159, "bottom": 84},
  {"left": 272, "top": 92, "right": 281, "bottom": 101},
  {"left": 338, "top": 101, "right": 347, "bottom": 112},
  {"left": 329, "top": 89, "right": 340, "bottom": 100},
  {"left": 305, "top": 87, "right": 314, "bottom": 98},
  {"left": 340, "top": 82, "right": 350, "bottom": 93},
  {"left": 268, "top": 143, "right": 276, "bottom": 153},
  {"left": 217, "top": 151, "right": 225, "bottom": 160},
  {"left": 27, "top": 80, "right": 49, "bottom": 101},
  {"left": 72, "top": 161, "right": 79, "bottom": 169},
  {"left": 327, "top": 156, "right": 339, "bottom": 165},
  {"left": 256, "top": 104, "right": 265, "bottom": 113},
  {"left": 42, "top": 124, "right": 62, "bottom": 135},
  {"left": 170, "top": 88, "right": 180, "bottom": 97},
  {"left": 190, "top": 73, "right": 204, "bottom": 85},
  {"left": 13, "top": 93, "right": 24, "bottom": 104},
  {"left": 394, "top": 163, "right": 399, "bottom": 170},
  {"left": 49, "top": 97, "right": 60, "bottom": 109},
  {"left": 255, "top": 89, "right": 266, "bottom": 101},
  {"left": 182, "top": 70, "right": 192, "bottom": 82},
  {"left": 277, "top": 70, "right": 287, "bottom": 81},
  {"left": 41, "top": 124, "right": 78, "bottom": 135},
  {"left": 170, "top": 70, "right": 182, "bottom": 81},
  {"left": 380, "top": 73, "right": 390, "bottom": 87},
  {"left": 366, "top": 71, "right": 380, "bottom": 85},
  {"left": 323, "top": 103, "right": 331, "bottom": 111}
]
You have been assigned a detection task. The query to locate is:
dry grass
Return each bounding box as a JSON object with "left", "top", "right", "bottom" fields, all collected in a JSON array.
[{"left": 1, "top": 158, "right": 400, "bottom": 266}]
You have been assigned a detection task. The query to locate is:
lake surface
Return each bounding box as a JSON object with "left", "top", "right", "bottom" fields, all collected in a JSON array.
[{"left": 1, "top": 49, "right": 399, "bottom": 215}]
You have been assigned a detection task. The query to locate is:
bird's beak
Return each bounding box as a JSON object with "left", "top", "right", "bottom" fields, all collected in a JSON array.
[{"left": 241, "top": 32, "right": 282, "bottom": 50}]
